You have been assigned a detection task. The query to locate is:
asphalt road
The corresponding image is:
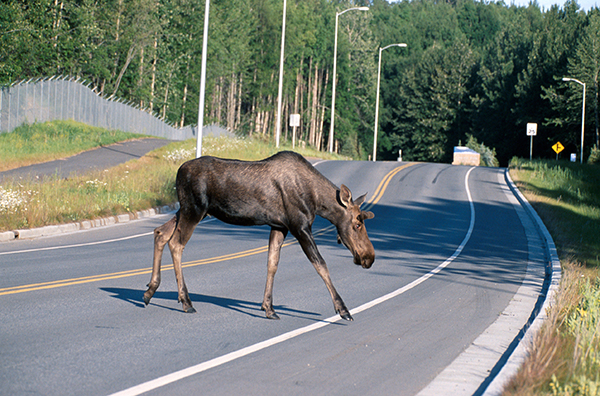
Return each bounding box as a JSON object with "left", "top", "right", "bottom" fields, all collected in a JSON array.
[{"left": 0, "top": 160, "right": 548, "bottom": 396}]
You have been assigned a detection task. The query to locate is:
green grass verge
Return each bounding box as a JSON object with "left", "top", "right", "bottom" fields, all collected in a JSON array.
[
  {"left": 504, "top": 158, "right": 600, "bottom": 396},
  {"left": 0, "top": 120, "right": 145, "bottom": 172},
  {"left": 509, "top": 158, "right": 599, "bottom": 267},
  {"left": 0, "top": 129, "right": 344, "bottom": 232}
]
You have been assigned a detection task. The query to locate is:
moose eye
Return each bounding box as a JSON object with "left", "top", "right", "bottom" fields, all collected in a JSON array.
[{"left": 355, "top": 223, "right": 362, "bottom": 230}]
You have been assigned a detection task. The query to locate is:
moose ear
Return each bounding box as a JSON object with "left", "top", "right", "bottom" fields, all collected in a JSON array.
[
  {"left": 339, "top": 184, "right": 352, "bottom": 207},
  {"left": 354, "top": 193, "right": 367, "bottom": 207},
  {"left": 360, "top": 211, "right": 375, "bottom": 221}
]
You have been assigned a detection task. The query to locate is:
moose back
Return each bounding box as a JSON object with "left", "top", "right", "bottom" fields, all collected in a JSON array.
[{"left": 143, "top": 151, "right": 375, "bottom": 321}]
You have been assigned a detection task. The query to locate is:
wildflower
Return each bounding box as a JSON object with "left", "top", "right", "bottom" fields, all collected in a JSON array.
[
  {"left": 163, "top": 148, "right": 194, "bottom": 163},
  {"left": 0, "top": 186, "right": 26, "bottom": 214}
]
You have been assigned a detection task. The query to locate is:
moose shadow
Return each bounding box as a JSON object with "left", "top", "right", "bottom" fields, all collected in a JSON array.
[{"left": 100, "top": 287, "right": 321, "bottom": 320}]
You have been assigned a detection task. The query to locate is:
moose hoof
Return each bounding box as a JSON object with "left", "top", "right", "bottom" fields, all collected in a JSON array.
[
  {"left": 265, "top": 312, "right": 280, "bottom": 320},
  {"left": 339, "top": 311, "right": 354, "bottom": 321},
  {"left": 184, "top": 307, "right": 197, "bottom": 314},
  {"left": 143, "top": 295, "right": 151, "bottom": 306}
]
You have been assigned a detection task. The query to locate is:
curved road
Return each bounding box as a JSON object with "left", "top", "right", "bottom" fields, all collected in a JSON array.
[{"left": 0, "top": 160, "right": 548, "bottom": 396}]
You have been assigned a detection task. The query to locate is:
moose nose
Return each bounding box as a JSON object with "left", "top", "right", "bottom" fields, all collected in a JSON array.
[
  {"left": 362, "top": 256, "right": 374, "bottom": 269},
  {"left": 355, "top": 253, "right": 374, "bottom": 269}
]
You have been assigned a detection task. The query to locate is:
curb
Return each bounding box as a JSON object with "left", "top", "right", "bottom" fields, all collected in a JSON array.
[
  {"left": 416, "top": 168, "right": 561, "bottom": 396},
  {"left": 0, "top": 203, "right": 180, "bottom": 242}
]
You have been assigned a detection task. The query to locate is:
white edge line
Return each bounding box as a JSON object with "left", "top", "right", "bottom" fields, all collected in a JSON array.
[
  {"left": 0, "top": 218, "right": 218, "bottom": 256},
  {"left": 311, "top": 159, "right": 329, "bottom": 167},
  {"left": 0, "top": 232, "right": 154, "bottom": 256},
  {"left": 108, "top": 167, "right": 477, "bottom": 396}
]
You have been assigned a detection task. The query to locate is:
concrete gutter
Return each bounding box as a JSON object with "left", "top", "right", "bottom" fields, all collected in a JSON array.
[{"left": 0, "top": 203, "right": 179, "bottom": 242}]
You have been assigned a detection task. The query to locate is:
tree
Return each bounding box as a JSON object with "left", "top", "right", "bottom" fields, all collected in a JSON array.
[
  {"left": 468, "top": 4, "right": 542, "bottom": 165},
  {"left": 333, "top": 6, "right": 377, "bottom": 158},
  {"left": 529, "top": 0, "right": 587, "bottom": 158},
  {"left": 2, "top": 0, "right": 600, "bottom": 162},
  {"left": 568, "top": 10, "right": 600, "bottom": 150},
  {"left": 390, "top": 36, "right": 476, "bottom": 163}
]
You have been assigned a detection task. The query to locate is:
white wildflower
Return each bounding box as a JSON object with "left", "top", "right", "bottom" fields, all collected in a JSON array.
[
  {"left": 85, "top": 179, "right": 107, "bottom": 188},
  {"left": 0, "top": 186, "right": 26, "bottom": 214},
  {"left": 163, "top": 148, "right": 195, "bottom": 163}
]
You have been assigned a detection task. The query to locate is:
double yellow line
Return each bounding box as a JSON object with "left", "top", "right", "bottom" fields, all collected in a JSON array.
[
  {"left": 365, "top": 162, "right": 415, "bottom": 208},
  {"left": 0, "top": 162, "right": 414, "bottom": 297}
]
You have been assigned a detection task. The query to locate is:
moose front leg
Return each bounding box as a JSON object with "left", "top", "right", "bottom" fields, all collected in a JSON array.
[
  {"left": 295, "top": 227, "right": 353, "bottom": 321},
  {"left": 312, "top": 260, "right": 353, "bottom": 321},
  {"left": 144, "top": 215, "right": 177, "bottom": 306},
  {"left": 261, "top": 227, "right": 288, "bottom": 320}
]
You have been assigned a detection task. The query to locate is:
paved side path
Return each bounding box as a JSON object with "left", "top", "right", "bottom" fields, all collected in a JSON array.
[
  {"left": 0, "top": 138, "right": 172, "bottom": 182},
  {"left": 0, "top": 138, "right": 175, "bottom": 241}
]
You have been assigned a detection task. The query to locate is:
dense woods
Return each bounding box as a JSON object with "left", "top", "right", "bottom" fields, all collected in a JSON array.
[{"left": 1, "top": 0, "right": 599, "bottom": 164}]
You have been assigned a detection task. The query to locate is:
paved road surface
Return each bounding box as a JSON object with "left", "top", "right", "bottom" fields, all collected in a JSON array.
[
  {"left": 0, "top": 138, "right": 172, "bottom": 182},
  {"left": 0, "top": 160, "right": 556, "bottom": 396}
]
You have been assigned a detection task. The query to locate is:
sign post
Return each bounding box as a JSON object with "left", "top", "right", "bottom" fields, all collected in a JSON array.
[
  {"left": 526, "top": 123, "right": 537, "bottom": 160},
  {"left": 552, "top": 141, "right": 564, "bottom": 160}
]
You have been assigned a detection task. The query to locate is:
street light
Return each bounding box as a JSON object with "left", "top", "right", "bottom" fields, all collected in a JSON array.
[
  {"left": 373, "top": 43, "right": 407, "bottom": 161},
  {"left": 275, "top": 0, "right": 287, "bottom": 148},
  {"left": 196, "top": 0, "right": 210, "bottom": 158},
  {"left": 328, "top": 6, "right": 369, "bottom": 153},
  {"left": 563, "top": 77, "right": 586, "bottom": 164}
]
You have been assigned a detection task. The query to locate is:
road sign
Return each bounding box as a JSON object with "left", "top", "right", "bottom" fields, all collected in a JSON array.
[
  {"left": 552, "top": 141, "right": 564, "bottom": 154},
  {"left": 289, "top": 114, "right": 300, "bottom": 127},
  {"left": 526, "top": 123, "right": 537, "bottom": 136},
  {"left": 527, "top": 123, "right": 537, "bottom": 160}
]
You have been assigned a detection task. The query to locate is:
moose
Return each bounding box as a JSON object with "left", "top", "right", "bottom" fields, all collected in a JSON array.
[{"left": 143, "top": 151, "right": 375, "bottom": 321}]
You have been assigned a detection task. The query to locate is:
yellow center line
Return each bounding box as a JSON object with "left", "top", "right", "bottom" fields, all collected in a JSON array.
[
  {"left": 365, "top": 162, "right": 415, "bottom": 208},
  {"left": 0, "top": 164, "right": 414, "bottom": 297}
]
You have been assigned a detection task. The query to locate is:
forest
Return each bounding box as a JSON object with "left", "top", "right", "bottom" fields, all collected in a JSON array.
[{"left": 1, "top": 0, "right": 599, "bottom": 165}]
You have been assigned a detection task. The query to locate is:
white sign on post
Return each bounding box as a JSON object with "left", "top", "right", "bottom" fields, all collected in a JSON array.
[
  {"left": 290, "top": 114, "right": 300, "bottom": 149},
  {"left": 527, "top": 123, "right": 537, "bottom": 160},
  {"left": 290, "top": 114, "right": 300, "bottom": 127}
]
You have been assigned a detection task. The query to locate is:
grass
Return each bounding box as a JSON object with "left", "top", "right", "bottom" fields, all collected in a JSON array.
[
  {"left": 503, "top": 158, "right": 600, "bottom": 396},
  {"left": 509, "top": 158, "right": 600, "bottom": 267},
  {"left": 0, "top": 120, "right": 144, "bottom": 172},
  {"left": 0, "top": 124, "right": 344, "bottom": 232}
]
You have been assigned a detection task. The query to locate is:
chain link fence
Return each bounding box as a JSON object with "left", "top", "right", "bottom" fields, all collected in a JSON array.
[{"left": 0, "top": 76, "right": 200, "bottom": 140}]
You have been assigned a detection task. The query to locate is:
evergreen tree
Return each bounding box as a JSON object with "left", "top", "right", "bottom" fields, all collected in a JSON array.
[
  {"left": 568, "top": 10, "right": 600, "bottom": 150},
  {"left": 1, "top": 0, "right": 599, "bottom": 161}
]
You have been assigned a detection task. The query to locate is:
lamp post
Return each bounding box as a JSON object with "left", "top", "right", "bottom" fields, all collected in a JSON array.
[
  {"left": 328, "top": 6, "right": 369, "bottom": 153},
  {"left": 373, "top": 43, "right": 407, "bottom": 161},
  {"left": 275, "top": 0, "right": 287, "bottom": 148},
  {"left": 563, "top": 77, "right": 586, "bottom": 164},
  {"left": 196, "top": 0, "right": 210, "bottom": 158}
]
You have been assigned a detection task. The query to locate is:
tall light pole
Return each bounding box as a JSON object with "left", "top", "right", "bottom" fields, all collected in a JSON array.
[
  {"left": 196, "top": 0, "right": 210, "bottom": 158},
  {"left": 373, "top": 43, "right": 406, "bottom": 161},
  {"left": 275, "top": 0, "right": 287, "bottom": 148},
  {"left": 328, "top": 6, "right": 369, "bottom": 153},
  {"left": 563, "top": 77, "right": 586, "bottom": 164}
]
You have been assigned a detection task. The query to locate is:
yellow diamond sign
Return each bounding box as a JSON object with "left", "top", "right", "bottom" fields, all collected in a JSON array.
[{"left": 552, "top": 141, "right": 565, "bottom": 154}]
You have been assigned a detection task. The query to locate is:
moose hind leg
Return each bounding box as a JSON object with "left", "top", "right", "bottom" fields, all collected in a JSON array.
[
  {"left": 261, "top": 228, "right": 287, "bottom": 320},
  {"left": 144, "top": 215, "right": 177, "bottom": 306},
  {"left": 168, "top": 213, "right": 202, "bottom": 313}
]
